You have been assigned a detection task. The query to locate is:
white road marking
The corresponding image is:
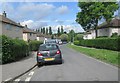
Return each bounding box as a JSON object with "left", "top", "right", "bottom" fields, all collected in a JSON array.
[
  {"left": 25, "top": 77, "right": 31, "bottom": 81},
  {"left": 28, "top": 71, "right": 34, "bottom": 76},
  {"left": 14, "top": 79, "right": 20, "bottom": 81},
  {"left": 4, "top": 78, "right": 12, "bottom": 81}
]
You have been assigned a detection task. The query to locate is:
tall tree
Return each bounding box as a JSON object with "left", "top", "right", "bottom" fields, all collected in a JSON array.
[
  {"left": 41, "top": 28, "right": 43, "bottom": 33},
  {"left": 43, "top": 27, "right": 45, "bottom": 34},
  {"left": 61, "top": 26, "right": 64, "bottom": 34},
  {"left": 76, "top": 2, "right": 119, "bottom": 37},
  {"left": 49, "top": 26, "right": 52, "bottom": 35},
  {"left": 46, "top": 28, "right": 48, "bottom": 35},
  {"left": 57, "top": 27, "right": 61, "bottom": 36},
  {"left": 69, "top": 30, "right": 75, "bottom": 42}
]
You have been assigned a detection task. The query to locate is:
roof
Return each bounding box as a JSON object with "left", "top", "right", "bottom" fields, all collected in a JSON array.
[
  {"left": 23, "top": 27, "right": 37, "bottom": 34},
  {"left": 0, "top": 15, "right": 23, "bottom": 28},
  {"left": 98, "top": 18, "right": 120, "bottom": 29}
]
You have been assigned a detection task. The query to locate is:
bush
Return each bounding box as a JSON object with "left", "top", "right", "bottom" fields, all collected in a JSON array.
[
  {"left": 1, "top": 35, "right": 29, "bottom": 64},
  {"left": 29, "top": 40, "right": 43, "bottom": 51},
  {"left": 74, "top": 37, "right": 120, "bottom": 51},
  {"left": 60, "top": 34, "right": 69, "bottom": 42},
  {"left": 74, "top": 41, "right": 79, "bottom": 46},
  {"left": 111, "top": 33, "right": 118, "bottom": 37},
  {"left": 75, "top": 34, "right": 83, "bottom": 40}
]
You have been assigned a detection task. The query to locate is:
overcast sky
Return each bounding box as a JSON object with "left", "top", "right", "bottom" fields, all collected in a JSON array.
[{"left": 0, "top": 1, "right": 119, "bottom": 33}]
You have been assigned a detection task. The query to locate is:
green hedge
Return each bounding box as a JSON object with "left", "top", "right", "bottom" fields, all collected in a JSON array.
[
  {"left": 29, "top": 40, "right": 43, "bottom": 51},
  {"left": 74, "top": 37, "right": 120, "bottom": 51},
  {"left": 1, "top": 35, "right": 29, "bottom": 64}
]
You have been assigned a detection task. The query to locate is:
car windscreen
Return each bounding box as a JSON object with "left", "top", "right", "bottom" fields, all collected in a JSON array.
[
  {"left": 39, "top": 44, "right": 58, "bottom": 51},
  {"left": 45, "top": 40, "right": 56, "bottom": 43}
]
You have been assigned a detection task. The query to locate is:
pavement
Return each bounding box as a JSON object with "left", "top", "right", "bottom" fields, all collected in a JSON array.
[
  {"left": 1, "top": 52, "right": 37, "bottom": 81},
  {"left": 1, "top": 44, "right": 119, "bottom": 81}
]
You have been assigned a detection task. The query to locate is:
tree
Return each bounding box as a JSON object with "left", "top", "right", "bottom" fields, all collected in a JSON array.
[
  {"left": 61, "top": 26, "right": 64, "bottom": 34},
  {"left": 76, "top": 2, "right": 119, "bottom": 37},
  {"left": 51, "top": 34, "right": 54, "bottom": 39},
  {"left": 57, "top": 27, "right": 61, "bottom": 37},
  {"left": 43, "top": 27, "right": 45, "bottom": 34},
  {"left": 46, "top": 28, "right": 48, "bottom": 35},
  {"left": 41, "top": 28, "right": 43, "bottom": 33},
  {"left": 60, "top": 34, "right": 69, "bottom": 42},
  {"left": 69, "top": 30, "right": 75, "bottom": 42},
  {"left": 49, "top": 26, "right": 52, "bottom": 35},
  {"left": 75, "top": 34, "right": 83, "bottom": 40}
]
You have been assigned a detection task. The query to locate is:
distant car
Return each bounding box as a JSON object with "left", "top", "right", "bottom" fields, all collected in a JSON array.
[
  {"left": 37, "top": 44, "right": 62, "bottom": 67},
  {"left": 62, "top": 41, "right": 67, "bottom": 44},
  {"left": 58, "top": 40, "right": 62, "bottom": 45},
  {"left": 45, "top": 39, "right": 57, "bottom": 44}
]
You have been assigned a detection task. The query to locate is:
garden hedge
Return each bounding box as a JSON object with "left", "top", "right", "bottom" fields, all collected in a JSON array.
[
  {"left": 74, "top": 37, "right": 120, "bottom": 51},
  {"left": 29, "top": 40, "right": 43, "bottom": 51},
  {"left": 1, "top": 35, "right": 29, "bottom": 64},
  {"left": 0, "top": 35, "right": 43, "bottom": 64}
]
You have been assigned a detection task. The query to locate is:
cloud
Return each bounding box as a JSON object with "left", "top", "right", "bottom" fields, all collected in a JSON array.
[
  {"left": 1, "top": 3, "right": 55, "bottom": 21},
  {"left": 57, "top": 5, "right": 69, "bottom": 15},
  {"left": 20, "top": 20, "right": 48, "bottom": 29}
]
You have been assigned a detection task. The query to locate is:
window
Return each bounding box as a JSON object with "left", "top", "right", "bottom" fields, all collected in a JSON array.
[
  {"left": 30, "top": 33, "right": 32, "bottom": 36},
  {"left": 5, "top": 24, "right": 12, "bottom": 30},
  {"left": 15, "top": 27, "right": 19, "bottom": 32}
]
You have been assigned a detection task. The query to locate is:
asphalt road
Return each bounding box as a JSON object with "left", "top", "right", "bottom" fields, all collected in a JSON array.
[
  {"left": 2, "top": 44, "right": 118, "bottom": 82},
  {"left": 30, "top": 44, "right": 118, "bottom": 81}
]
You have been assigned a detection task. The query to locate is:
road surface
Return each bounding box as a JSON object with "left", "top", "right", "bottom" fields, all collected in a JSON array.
[{"left": 2, "top": 44, "right": 118, "bottom": 81}]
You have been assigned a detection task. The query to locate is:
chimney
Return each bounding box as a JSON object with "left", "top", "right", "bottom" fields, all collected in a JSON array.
[
  {"left": 25, "top": 25, "right": 27, "bottom": 28},
  {"left": 3, "top": 11, "right": 7, "bottom": 17}
]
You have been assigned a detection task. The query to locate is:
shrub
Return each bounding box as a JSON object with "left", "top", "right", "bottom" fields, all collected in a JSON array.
[
  {"left": 75, "top": 34, "right": 83, "bottom": 40},
  {"left": 1, "top": 35, "right": 29, "bottom": 64},
  {"left": 111, "top": 33, "right": 118, "bottom": 37},
  {"left": 74, "top": 37, "right": 119, "bottom": 51},
  {"left": 60, "top": 34, "right": 69, "bottom": 42},
  {"left": 74, "top": 41, "right": 80, "bottom": 46},
  {"left": 29, "top": 40, "right": 43, "bottom": 51}
]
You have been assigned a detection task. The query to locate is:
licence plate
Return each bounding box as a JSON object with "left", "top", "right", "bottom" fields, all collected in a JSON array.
[{"left": 44, "top": 58, "right": 55, "bottom": 61}]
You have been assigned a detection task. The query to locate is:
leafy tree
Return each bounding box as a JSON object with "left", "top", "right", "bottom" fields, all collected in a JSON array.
[
  {"left": 57, "top": 27, "right": 61, "bottom": 36},
  {"left": 60, "top": 34, "right": 69, "bottom": 42},
  {"left": 76, "top": 2, "right": 119, "bottom": 37},
  {"left": 46, "top": 28, "right": 48, "bottom": 35},
  {"left": 43, "top": 27, "right": 45, "bottom": 34},
  {"left": 75, "top": 34, "right": 83, "bottom": 40},
  {"left": 51, "top": 34, "right": 54, "bottom": 39},
  {"left": 69, "top": 30, "right": 75, "bottom": 42},
  {"left": 61, "top": 26, "right": 64, "bottom": 34},
  {"left": 41, "top": 28, "right": 43, "bottom": 33},
  {"left": 49, "top": 26, "right": 52, "bottom": 35}
]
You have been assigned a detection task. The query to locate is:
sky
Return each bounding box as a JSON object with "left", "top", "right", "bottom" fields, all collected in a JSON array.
[
  {"left": 0, "top": 1, "right": 119, "bottom": 33},
  {"left": 0, "top": 2, "right": 84, "bottom": 33}
]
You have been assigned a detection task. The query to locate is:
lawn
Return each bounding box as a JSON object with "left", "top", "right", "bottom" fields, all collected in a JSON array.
[{"left": 67, "top": 44, "right": 120, "bottom": 67}]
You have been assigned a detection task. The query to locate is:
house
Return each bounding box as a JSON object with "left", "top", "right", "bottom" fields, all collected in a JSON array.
[
  {"left": 36, "top": 32, "right": 45, "bottom": 41},
  {"left": 23, "top": 25, "right": 37, "bottom": 42},
  {"left": 0, "top": 11, "right": 24, "bottom": 39},
  {"left": 83, "top": 17, "right": 120, "bottom": 39}
]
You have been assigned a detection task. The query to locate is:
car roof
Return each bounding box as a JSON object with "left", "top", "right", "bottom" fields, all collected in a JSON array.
[{"left": 40, "top": 43, "right": 57, "bottom": 46}]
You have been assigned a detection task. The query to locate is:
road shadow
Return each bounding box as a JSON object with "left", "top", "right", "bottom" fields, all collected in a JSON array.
[{"left": 37, "top": 59, "right": 64, "bottom": 68}]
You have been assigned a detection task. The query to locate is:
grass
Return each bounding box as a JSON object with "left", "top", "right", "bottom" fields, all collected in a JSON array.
[{"left": 67, "top": 44, "right": 120, "bottom": 67}]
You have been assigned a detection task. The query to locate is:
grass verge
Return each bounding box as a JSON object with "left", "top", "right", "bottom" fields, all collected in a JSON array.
[{"left": 67, "top": 44, "right": 119, "bottom": 67}]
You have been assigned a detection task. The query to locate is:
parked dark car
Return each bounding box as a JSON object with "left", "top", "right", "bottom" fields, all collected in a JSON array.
[{"left": 37, "top": 44, "right": 62, "bottom": 67}]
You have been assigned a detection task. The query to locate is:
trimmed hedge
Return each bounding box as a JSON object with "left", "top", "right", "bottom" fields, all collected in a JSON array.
[
  {"left": 74, "top": 37, "right": 120, "bottom": 51},
  {"left": 1, "top": 35, "right": 43, "bottom": 64},
  {"left": 1, "top": 35, "right": 29, "bottom": 64},
  {"left": 29, "top": 40, "right": 43, "bottom": 51}
]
